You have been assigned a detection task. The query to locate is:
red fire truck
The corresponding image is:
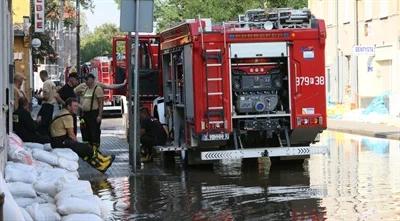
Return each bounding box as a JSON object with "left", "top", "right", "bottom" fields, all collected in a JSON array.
[
  {"left": 156, "top": 8, "right": 327, "bottom": 164},
  {"left": 110, "top": 35, "right": 162, "bottom": 116},
  {"left": 90, "top": 35, "right": 162, "bottom": 116}
]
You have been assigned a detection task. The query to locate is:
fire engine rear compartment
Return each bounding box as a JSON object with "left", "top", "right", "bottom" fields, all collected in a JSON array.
[
  {"left": 162, "top": 41, "right": 296, "bottom": 152},
  {"left": 229, "top": 42, "right": 291, "bottom": 149}
]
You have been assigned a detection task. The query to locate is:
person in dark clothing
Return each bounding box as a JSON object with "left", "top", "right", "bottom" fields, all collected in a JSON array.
[
  {"left": 50, "top": 98, "right": 115, "bottom": 173},
  {"left": 36, "top": 70, "right": 62, "bottom": 135},
  {"left": 140, "top": 107, "right": 167, "bottom": 162},
  {"left": 57, "top": 72, "right": 80, "bottom": 134},
  {"left": 13, "top": 98, "right": 50, "bottom": 144}
]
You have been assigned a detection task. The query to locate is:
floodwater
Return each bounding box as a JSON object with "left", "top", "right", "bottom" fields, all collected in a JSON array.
[{"left": 91, "top": 131, "right": 400, "bottom": 221}]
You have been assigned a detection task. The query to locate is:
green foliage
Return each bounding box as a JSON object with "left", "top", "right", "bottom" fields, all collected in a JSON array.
[
  {"left": 32, "top": 32, "right": 57, "bottom": 63},
  {"left": 153, "top": 0, "right": 308, "bottom": 31},
  {"left": 81, "top": 23, "right": 123, "bottom": 62},
  {"left": 154, "top": 0, "right": 264, "bottom": 31},
  {"left": 265, "top": 0, "right": 307, "bottom": 9}
]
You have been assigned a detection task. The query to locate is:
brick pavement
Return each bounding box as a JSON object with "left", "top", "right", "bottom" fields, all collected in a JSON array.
[{"left": 78, "top": 134, "right": 132, "bottom": 181}]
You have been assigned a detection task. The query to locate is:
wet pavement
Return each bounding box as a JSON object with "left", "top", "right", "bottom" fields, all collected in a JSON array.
[{"left": 87, "top": 119, "right": 400, "bottom": 221}]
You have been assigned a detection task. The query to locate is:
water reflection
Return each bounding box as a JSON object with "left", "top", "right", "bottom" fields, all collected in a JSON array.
[{"left": 91, "top": 131, "right": 400, "bottom": 221}]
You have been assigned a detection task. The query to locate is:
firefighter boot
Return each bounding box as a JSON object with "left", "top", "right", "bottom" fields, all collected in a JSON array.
[
  {"left": 97, "top": 151, "right": 115, "bottom": 162},
  {"left": 87, "top": 153, "right": 115, "bottom": 173}
]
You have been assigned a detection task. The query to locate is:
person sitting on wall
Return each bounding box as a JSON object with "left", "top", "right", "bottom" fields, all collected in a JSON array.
[
  {"left": 49, "top": 97, "right": 115, "bottom": 173},
  {"left": 13, "top": 98, "right": 51, "bottom": 144},
  {"left": 140, "top": 107, "right": 167, "bottom": 162}
]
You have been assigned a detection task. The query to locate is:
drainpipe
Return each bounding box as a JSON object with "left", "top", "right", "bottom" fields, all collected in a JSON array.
[
  {"left": 355, "top": 0, "right": 359, "bottom": 108},
  {"left": 336, "top": 0, "right": 340, "bottom": 103}
]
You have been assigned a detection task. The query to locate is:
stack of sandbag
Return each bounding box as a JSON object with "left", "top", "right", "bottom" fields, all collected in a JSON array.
[
  {"left": 55, "top": 180, "right": 107, "bottom": 221},
  {"left": 4, "top": 133, "right": 109, "bottom": 221}
]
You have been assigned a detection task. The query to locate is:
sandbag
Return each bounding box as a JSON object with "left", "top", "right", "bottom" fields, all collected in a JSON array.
[
  {"left": 20, "top": 207, "right": 34, "bottom": 221},
  {"left": 56, "top": 180, "right": 92, "bottom": 193},
  {"left": 32, "top": 149, "right": 59, "bottom": 166},
  {"left": 0, "top": 172, "right": 26, "bottom": 221},
  {"left": 5, "top": 162, "right": 37, "bottom": 183},
  {"left": 43, "top": 143, "right": 53, "bottom": 151},
  {"left": 8, "top": 133, "right": 33, "bottom": 165},
  {"left": 56, "top": 197, "right": 101, "bottom": 216},
  {"left": 24, "top": 142, "right": 45, "bottom": 150},
  {"left": 26, "top": 203, "right": 61, "bottom": 221},
  {"left": 14, "top": 197, "right": 46, "bottom": 208},
  {"left": 33, "top": 160, "right": 53, "bottom": 170},
  {"left": 52, "top": 148, "right": 79, "bottom": 162},
  {"left": 61, "top": 214, "right": 103, "bottom": 221},
  {"left": 34, "top": 168, "right": 78, "bottom": 197},
  {"left": 58, "top": 158, "right": 79, "bottom": 172},
  {"left": 7, "top": 182, "right": 37, "bottom": 198},
  {"left": 38, "top": 193, "right": 56, "bottom": 204}
]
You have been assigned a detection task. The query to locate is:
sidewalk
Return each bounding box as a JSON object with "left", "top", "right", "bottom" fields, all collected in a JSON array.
[
  {"left": 328, "top": 118, "right": 400, "bottom": 140},
  {"left": 78, "top": 135, "right": 132, "bottom": 180}
]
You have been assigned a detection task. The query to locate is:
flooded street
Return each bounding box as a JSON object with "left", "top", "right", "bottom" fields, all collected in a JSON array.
[{"left": 91, "top": 127, "right": 400, "bottom": 221}]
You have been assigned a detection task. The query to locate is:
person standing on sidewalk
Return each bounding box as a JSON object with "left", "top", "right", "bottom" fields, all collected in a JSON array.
[
  {"left": 74, "top": 74, "right": 104, "bottom": 148},
  {"left": 36, "top": 70, "right": 62, "bottom": 135},
  {"left": 58, "top": 72, "right": 80, "bottom": 134},
  {"left": 50, "top": 98, "right": 114, "bottom": 173}
]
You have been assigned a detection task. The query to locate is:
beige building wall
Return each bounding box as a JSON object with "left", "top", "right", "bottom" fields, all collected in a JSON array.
[{"left": 309, "top": 0, "right": 400, "bottom": 117}]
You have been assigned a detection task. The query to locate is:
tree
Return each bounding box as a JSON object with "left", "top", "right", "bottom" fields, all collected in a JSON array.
[
  {"left": 154, "top": 0, "right": 264, "bottom": 31},
  {"left": 265, "top": 0, "right": 307, "bottom": 8},
  {"left": 80, "top": 23, "right": 123, "bottom": 62}
]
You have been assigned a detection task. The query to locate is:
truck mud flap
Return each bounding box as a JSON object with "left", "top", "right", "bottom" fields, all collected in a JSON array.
[{"left": 201, "top": 146, "right": 328, "bottom": 160}]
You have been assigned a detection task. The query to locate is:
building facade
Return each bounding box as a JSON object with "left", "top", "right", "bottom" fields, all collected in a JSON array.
[
  {"left": 13, "top": 0, "right": 32, "bottom": 100},
  {"left": 308, "top": 0, "right": 400, "bottom": 117}
]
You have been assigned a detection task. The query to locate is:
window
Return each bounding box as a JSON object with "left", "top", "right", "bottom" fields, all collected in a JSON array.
[
  {"left": 343, "top": 0, "right": 352, "bottom": 24},
  {"left": 364, "top": 0, "right": 372, "bottom": 20},
  {"left": 379, "top": 0, "right": 389, "bottom": 18},
  {"left": 328, "top": 1, "right": 335, "bottom": 25}
]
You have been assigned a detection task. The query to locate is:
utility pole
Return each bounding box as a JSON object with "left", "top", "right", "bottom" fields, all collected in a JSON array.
[
  {"left": 76, "top": 0, "right": 81, "bottom": 76},
  {"left": 132, "top": 0, "right": 141, "bottom": 171}
]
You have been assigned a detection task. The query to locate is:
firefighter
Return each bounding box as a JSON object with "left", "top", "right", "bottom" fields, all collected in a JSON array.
[
  {"left": 36, "top": 70, "right": 63, "bottom": 135},
  {"left": 58, "top": 72, "right": 80, "bottom": 134},
  {"left": 74, "top": 74, "right": 104, "bottom": 148},
  {"left": 140, "top": 107, "right": 167, "bottom": 162},
  {"left": 50, "top": 98, "right": 115, "bottom": 173},
  {"left": 13, "top": 98, "right": 50, "bottom": 144}
]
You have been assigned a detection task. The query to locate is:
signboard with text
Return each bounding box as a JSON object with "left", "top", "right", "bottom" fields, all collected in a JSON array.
[
  {"left": 352, "top": 45, "right": 375, "bottom": 56},
  {"left": 34, "top": 0, "right": 45, "bottom": 32}
]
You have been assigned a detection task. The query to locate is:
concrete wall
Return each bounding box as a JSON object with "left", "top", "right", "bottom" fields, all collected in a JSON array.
[{"left": 309, "top": 0, "right": 400, "bottom": 117}]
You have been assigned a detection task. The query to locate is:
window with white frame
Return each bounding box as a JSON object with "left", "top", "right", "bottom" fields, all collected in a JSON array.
[
  {"left": 364, "top": 0, "right": 373, "bottom": 20},
  {"left": 343, "top": 0, "right": 352, "bottom": 23},
  {"left": 379, "top": 0, "right": 389, "bottom": 18},
  {"left": 328, "top": 1, "right": 335, "bottom": 25}
]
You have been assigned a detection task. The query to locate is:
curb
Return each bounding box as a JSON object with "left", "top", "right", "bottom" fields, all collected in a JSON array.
[{"left": 328, "top": 119, "right": 400, "bottom": 141}]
